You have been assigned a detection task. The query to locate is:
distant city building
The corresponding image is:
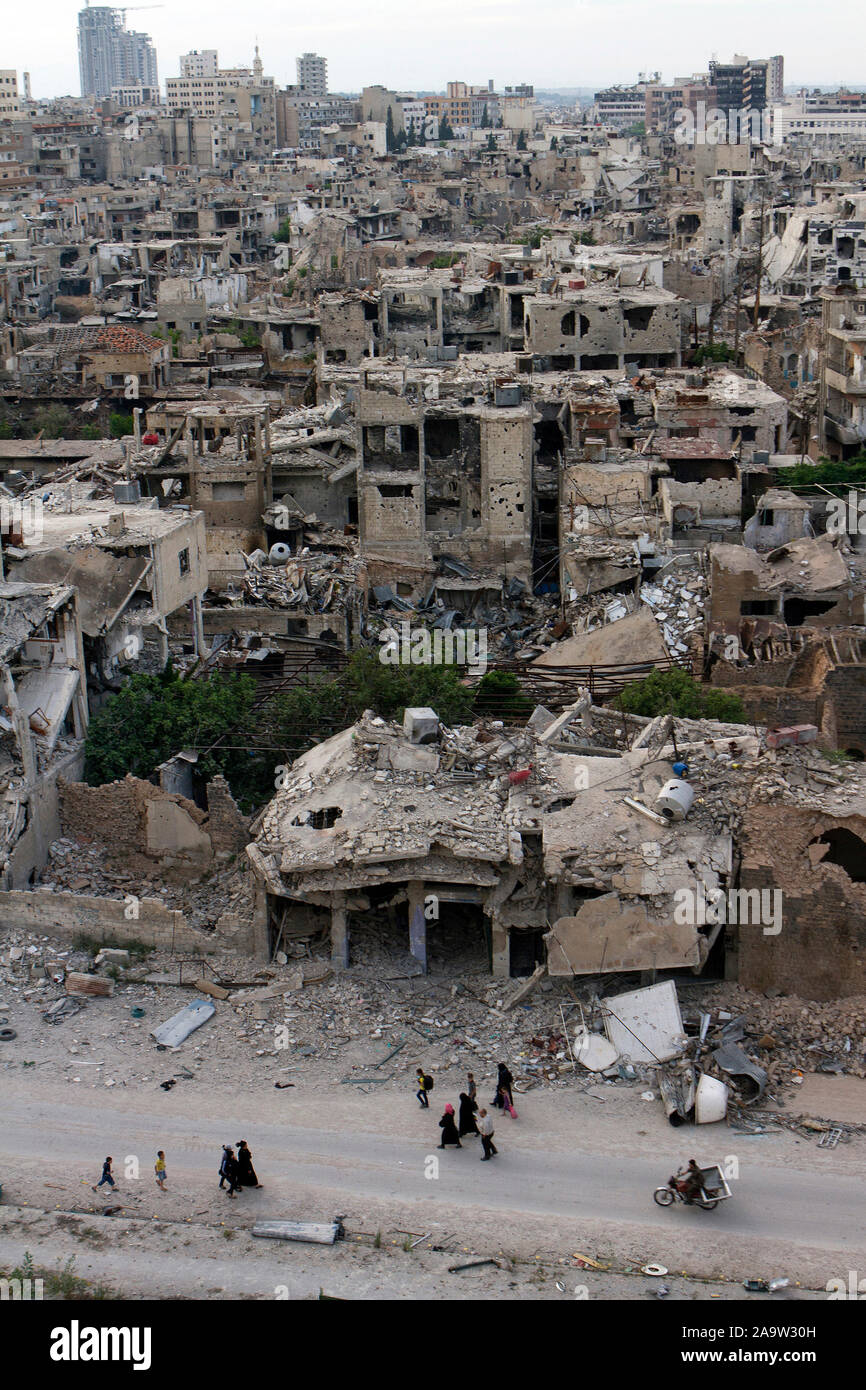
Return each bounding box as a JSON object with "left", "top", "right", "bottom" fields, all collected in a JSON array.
[
  {"left": 77, "top": 5, "right": 158, "bottom": 100},
  {"left": 708, "top": 54, "right": 783, "bottom": 114},
  {"left": 592, "top": 83, "right": 649, "bottom": 129},
  {"left": 296, "top": 53, "right": 327, "bottom": 97},
  {"left": 179, "top": 49, "right": 219, "bottom": 79},
  {"left": 0, "top": 70, "right": 20, "bottom": 117},
  {"left": 110, "top": 82, "right": 160, "bottom": 108}
]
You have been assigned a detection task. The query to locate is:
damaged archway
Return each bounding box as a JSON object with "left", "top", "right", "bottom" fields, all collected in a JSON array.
[{"left": 809, "top": 827, "right": 866, "bottom": 883}]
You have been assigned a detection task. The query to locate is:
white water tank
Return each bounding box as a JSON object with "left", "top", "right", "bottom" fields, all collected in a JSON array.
[
  {"left": 655, "top": 778, "right": 694, "bottom": 821},
  {"left": 268, "top": 542, "right": 292, "bottom": 565}
]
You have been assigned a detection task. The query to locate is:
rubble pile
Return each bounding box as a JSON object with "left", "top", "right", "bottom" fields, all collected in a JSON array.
[
  {"left": 240, "top": 551, "right": 361, "bottom": 613},
  {"left": 37, "top": 836, "right": 252, "bottom": 933},
  {"left": 640, "top": 558, "right": 708, "bottom": 657},
  {"left": 682, "top": 741, "right": 866, "bottom": 837},
  {"left": 692, "top": 983, "right": 866, "bottom": 1085}
]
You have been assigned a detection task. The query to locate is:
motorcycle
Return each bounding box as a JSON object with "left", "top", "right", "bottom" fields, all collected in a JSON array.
[{"left": 653, "top": 1162, "right": 732, "bottom": 1212}]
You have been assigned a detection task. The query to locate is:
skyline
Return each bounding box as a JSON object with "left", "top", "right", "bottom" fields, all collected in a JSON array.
[{"left": 3, "top": 1, "right": 866, "bottom": 101}]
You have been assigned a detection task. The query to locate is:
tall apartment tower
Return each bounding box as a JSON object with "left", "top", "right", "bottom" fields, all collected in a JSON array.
[
  {"left": 767, "top": 55, "right": 784, "bottom": 103},
  {"left": 77, "top": 6, "right": 158, "bottom": 99},
  {"left": 296, "top": 52, "right": 327, "bottom": 96}
]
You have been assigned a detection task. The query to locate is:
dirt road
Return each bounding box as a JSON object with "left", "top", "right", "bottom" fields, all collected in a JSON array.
[{"left": 1, "top": 1071, "right": 862, "bottom": 1297}]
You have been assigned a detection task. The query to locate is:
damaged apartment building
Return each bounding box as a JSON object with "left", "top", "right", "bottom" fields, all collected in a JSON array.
[
  {"left": 3, "top": 486, "right": 208, "bottom": 690},
  {"left": 246, "top": 699, "right": 866, "bottom": 999},
  {"left": 0, "top": 579, "right": 89, "bottom": 888},
  {"left": 246, "top": 703, "right": 737, "bottom": 980}
]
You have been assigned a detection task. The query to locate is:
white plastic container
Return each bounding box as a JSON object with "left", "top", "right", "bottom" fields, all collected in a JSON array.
[{"left": 655, "top": 778, "right": 694, "bottom": 821}]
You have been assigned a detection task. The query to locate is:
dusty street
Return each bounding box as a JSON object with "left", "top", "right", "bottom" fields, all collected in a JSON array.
[{"left": 1, "top": 1068, "right": 863, "bottom": 1300}]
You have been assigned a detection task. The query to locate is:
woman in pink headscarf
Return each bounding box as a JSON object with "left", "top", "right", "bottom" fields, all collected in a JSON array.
[{"left": 437, "top": 1102, "right": 462, "bottom": 1149}]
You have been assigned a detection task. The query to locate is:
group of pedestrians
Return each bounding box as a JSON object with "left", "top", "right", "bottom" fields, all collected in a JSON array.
[
  {"left": 92, "top": 1152, "right": 167, "bottom": 1193},
  {"left": 218, "top": 1140, "right": 262, "bottom": 1197},
  {"left": 416, "top": 1063, "right": 516, "bottom": 1162},
  {"left": 92, "top": 1141, "right": 263, "bottom": 1198}
]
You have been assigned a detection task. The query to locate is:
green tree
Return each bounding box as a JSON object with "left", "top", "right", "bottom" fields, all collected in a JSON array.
[
  {"left": 32, "top": 404, "right": 71, "bottom": 438},
  {"left": 274, "top": 217, "right": 292, "bottom": 243},
  {"left": 109, "top": 411, "right": 134, "bottom": 438},
  {"left": 240, "top": 326, "right": 261, "bottom": 349},
  {"left": 84, "top": 671, "right": 259, "bottom": 789},
  {"left": 549, "top": 135, "right": 558, "bottom": 151},
  {"left": 473, "top": 670, "right": 533, "bottom": 720},
  {"left": 775, "top": 455, "right": 866, "bottom": 488},
  {"left": 616, "top": 668, "right": 746, "bottom": 723},
  {"left": 386, "top": 105, "right": 396, "bottom": 153},
  {"left": 486, "top": 133, "right": 497, "bottom": 153},
  {"left": 480, "top": 103, "right": 490, "bottom": 129},
  {"left": 80, "top": 423, "right": 102, "bottom": 440},
  {"left": 438, "top": 116, "right": 454, "bottom": 141},
  {"left": 516, "top": 129, "right": 527, "bottom": 151}
]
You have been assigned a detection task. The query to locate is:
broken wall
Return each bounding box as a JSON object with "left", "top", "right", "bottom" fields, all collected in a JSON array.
[{"left": 738, "top": 806, "right": 866, "bottom": 999}]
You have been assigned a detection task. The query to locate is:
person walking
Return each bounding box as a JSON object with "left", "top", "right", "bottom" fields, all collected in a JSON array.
[
  {"left": 154, "top": 1151, "right": 167, "bottom": 1191},
  {"left": 494, "top": 1062, "right": 514, "bottom": 1109},
  {"left": 497, "top": 1083, "right": 518, "bottom": 1118},
  {"left": 92, "top": 1157, "right": 115, "bottom": 1192},
  {"left": 236, "top": 1140, "right": 262, "bottom": 1189},
  {"left": 219, "top": 1145, "right": 241, "bottom": 1197},
  {"left": 467, "top": 1072, "right": 477, "bottom": 1103},
  {"left": 415, "top": 1067, "right": 432, "bottom": 1109},
  {"left": 458, "top": 1091, "right": 479, "bottom": 1138},
  {"left": 478, "top": 1109, "right": 498, "bottom": 1161},
  {"left": 437, "top": 1102, "right": 462, "bottom": 1149}
]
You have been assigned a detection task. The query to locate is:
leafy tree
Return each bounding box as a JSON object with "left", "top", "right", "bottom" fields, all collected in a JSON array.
[
  {"left": 616, "top": 668, "right": 746, "bottom": 723},
  {"left": 386, "top": 106, "right": 396, "bottom": 153},
  {"left": 84, "top": 671, "right": 258, "bottom": 789},
  {"left": 109, "top": 411, "right": 134, "bottom": 438},
  {"left": 83, "top": 651, "right": 478, "bottom": 812},
  {"left": 775, "top": 455, "right": 866, "bottom": 487},
  {"left": 80, "top": 423, "right": 102, "bottom": 440},
  {"left": 480, "top": 103, "right": 490, "bottom": 129},
  {"left": 624, "top": 121, "right": 646, "bottom": 137},
  {"left": 240, "top": 326, "right": 261, "bottom": 349},
  {"left": 516, "top": 129, "right": 528, "bottom": 150},
  {"left": 438, "top": 116, "right": 454, "bottom": 141},
  {"left": 473, "top": 670, "right": 533, "bottom": 720},
  {"left": 274, "top": 217, "right": 292, "bottom": 243},
  {"left": 576, "top": 229, "right": 595, "bottom": 245},
  {"left": 486, "top": 133, "right": 497, "bottom": 153},
  {"left": 694, "top": 341, "right": 731, "bottom": 364},
  {"left": 32, "top": 404, "right": 71, "bottom": 439}
]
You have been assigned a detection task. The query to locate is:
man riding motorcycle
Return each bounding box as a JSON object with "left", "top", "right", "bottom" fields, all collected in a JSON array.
[{"left": 673, "top": 1158, "right": 704, "bottom": 1204}]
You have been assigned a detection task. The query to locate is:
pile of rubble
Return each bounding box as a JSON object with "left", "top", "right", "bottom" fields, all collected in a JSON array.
[
  {"left": 681, "top": 740, "right": 866, "bottom": 837},
  {"left": 240, "top": 550, "right": 361, "bottom": 613},
  {"left": 691, "top": 982, "right": 866, "bottom": 1085},
  {"left": 640, "top": 557, "right": 708, "bottom": 657},
  {"left": 37, "top": 836, "right": 252, "bottom": 934}
]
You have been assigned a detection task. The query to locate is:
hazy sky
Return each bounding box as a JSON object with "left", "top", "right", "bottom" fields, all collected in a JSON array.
[{"left": 7, "top": 0, "right": 866, "bottom": 99}]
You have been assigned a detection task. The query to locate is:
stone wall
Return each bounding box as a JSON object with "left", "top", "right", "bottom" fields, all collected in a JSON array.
[
  {"left": 59, "top": 774, "right": 249, "bottom": 866},
  {"left": 0, "top": 888, "right": 217, "bottom": 954},
  {"left": 737, "top": 805, "right": 866, "bottom": 999}
]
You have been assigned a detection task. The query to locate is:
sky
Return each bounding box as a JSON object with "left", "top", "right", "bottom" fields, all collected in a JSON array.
[{"left": 7, "top": 0, "right": 866, "bottom": 100}]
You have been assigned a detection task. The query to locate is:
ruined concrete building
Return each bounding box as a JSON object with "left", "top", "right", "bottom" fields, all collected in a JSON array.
[{"left": 0, "top": 581, "right": 88, "bottom": 887}]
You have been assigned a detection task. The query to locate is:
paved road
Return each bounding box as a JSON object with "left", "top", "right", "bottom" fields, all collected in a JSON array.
[{"left": 4, "top": 1092, "right": 864, "bottom": 1258}]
